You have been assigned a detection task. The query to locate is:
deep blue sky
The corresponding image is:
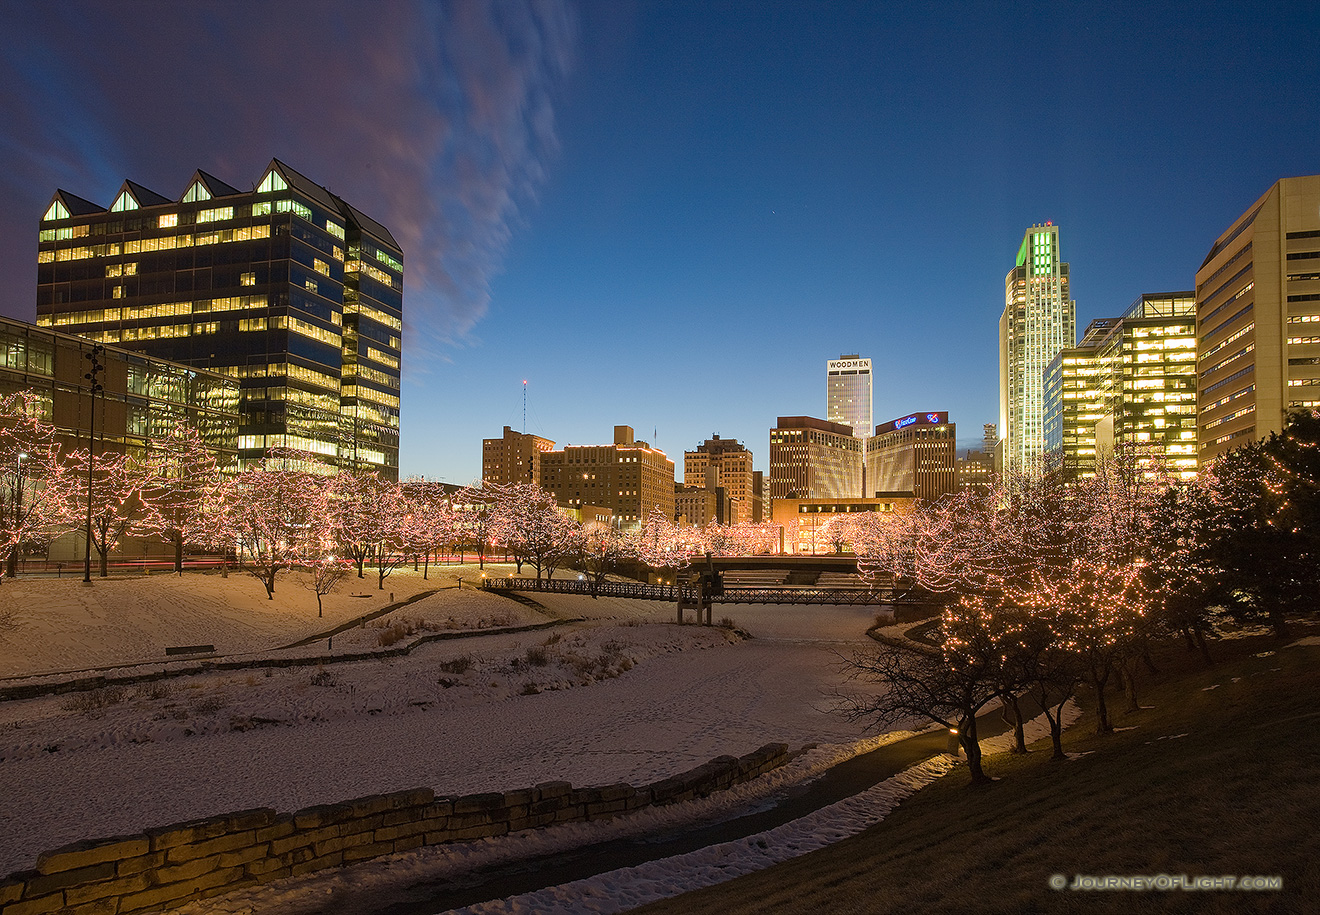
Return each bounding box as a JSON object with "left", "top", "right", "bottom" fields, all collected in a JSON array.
[{"left": 2, "top": 1, "right": 1318, "bottom": 483}]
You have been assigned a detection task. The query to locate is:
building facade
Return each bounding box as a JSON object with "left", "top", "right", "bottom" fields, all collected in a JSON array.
[
  {"left": 1000, "top": 223, "right": 1076, "bottom": 476},
  {"left": 683, "top": 435, "right": 755, "bottom": 524},
  {"left": 1196, "top": 175, "right": 1320, "bottom": 463},
  {"left": 768, "top": 416, "right": 863, "bottom": 506},
  {"left": 1, "top": 315, "right": 239, "bottom": 466},
  {"left": 482, "top": 426, "right": 555, "bottom": 486},
  {"left": 1046, "top": 294, "right": 1199, "bottom": 482},
  {"left": 770, "top": 497, "right": 914, "bottom": 555},
  {"left": 865, "top": 411, "right": 956, "bottom": 501},
  {"left": 37, "top": 159, "right": 402, "bottom": 478},
  {"left": 826, "top": 355, "right": 872, "bottom": 437},
  {"left": 537, "top": 425, "right": 675, "bottom": 527}
]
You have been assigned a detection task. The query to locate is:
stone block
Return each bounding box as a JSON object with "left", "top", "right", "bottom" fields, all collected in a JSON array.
[
  {"left": 292, "top": 804, "right": 355, "bottom": 830},
  {"left": 0, "top": 878, "right": 26, "bottom": 906},
  {"left": 428, "top": 796, "right": 457, "bottom": 818},
  {"left": 341, "top": 841, "right": 394, "bottom": 863},
  {"left": 256, "top": 815, "right": 296, "bottom": 843},
  {"left": 500, "top": 789, "right": 534, "bottom": 807},
  {"left": 64, "top": 898, "right": 119, "bottom": 915},
  {"left": 596, "top": 784, "right": 635, "bottom": 802},
  {"left": 373, "top": 821, "right": 430, "bottom": 843},
  {"left": 288, "top": 853, "right": 342, "bottom": 878},
  {"left": 164, "top": 830, "right": 255, "bottom": 863},
  {"left": 382, "top": 787, "right": 435, "bottom": 809},
  {"left": 35, "top": 835, "right": 150, "bottom": 875},
  {"left": 270, "top": 825, "right": 339, "bottom": 857},
  {"left": 585, "top": 799, "right": 629, "bottom": 818},
  {"left": 63, "top": 872, "right": 150, "bottom": 906},
  {"left": 1, "top": 893, "right": 66, "bottom": 915},
  {"left": 248, "top": 864, "right": 291, "bottom": 885},
  {"left": 451, "top": 792, "right": 504, "bottom": 815},
  {"left": 218, "top": 844, "right": 272, "bottom": 869},
  {"left": 447, "top": 811, "right": 496, "bottom": 831},
  {"left": 534, "top": 781, "right": 572, "bottom": 801},
  {"left": 342, "top": 794, "right": 392, "bottom": 818},
  {"left": 145, "top": 816, "right": 231, "bottom": 851},
  {"left": 445, "top": 822, "right": 508, "bottom": 841},
  {"left": 116, "top": 852, "right": 166, "bottom": 877},
  {"left": 23, "top": 863, "right": 116, "bottom": 898},
  {"left": 223, "top": 808, "right": 277, "bottom": 832},
  {"left": 393, "top": 835, "right": 424, "bottom": 853},
  {"left": 529, "top": 797, "right": 568, "bottom": 816},
  {"left": 312, "top": 831, "right": 370, "bottom": 858},
  {"left": 154, "top": 855, "right": 221, "bottom": 884}
]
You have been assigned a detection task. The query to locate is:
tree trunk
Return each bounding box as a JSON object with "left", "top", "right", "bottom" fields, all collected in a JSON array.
[
  {"left": 1122, "top": 656, "right": 1140, "bottom": 713},
  {"left": 960, "top": 714, "right": 991, "bottom": 785},
  {"left": 173, "top": 529, "right": 184, "bottom": 574},
  {"left": 1182, "top": 627, "right": 1198, "bottom": 653},
  {"left": 1091, "top": 661, "right": 1113, "bottom": 735},
  {"left": 1010, "top": 693, "right": 1027, "bottom": 753},
  {"left": 1141, "top": 649, "right": 1160, "bottom": 676}
]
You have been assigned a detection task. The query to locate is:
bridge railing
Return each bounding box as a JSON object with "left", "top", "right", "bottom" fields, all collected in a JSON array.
[{"left": 482, "top": 578, "right": 900, "bottom": 605}]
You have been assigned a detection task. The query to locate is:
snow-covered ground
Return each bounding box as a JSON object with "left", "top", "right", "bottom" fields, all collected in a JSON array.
[{"left": 0, "top": 571, "right": 889, "bottom": 877}]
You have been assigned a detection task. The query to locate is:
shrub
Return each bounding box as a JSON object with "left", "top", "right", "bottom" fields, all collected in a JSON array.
[
  {"left": 308, "top": 669, "right": 335, "bottom": 688},
  {"left": 60, "top": 686, "right": 127, "bottom": 716},
  {"left": 718, "top": 616, "right": 738, "bottom": 630},
  {"left": 438, "top": 654, "right": 474, "bottom": 675},
  {"left": 135, "top": 681, "right": 172, "bottom": 701},
  {"left": 191, "top": 695, "right": 228, "bottom": 715},
  {"left": 378, "top": 622, "right": 410, "bottom": 647},
  {"left": 520, "top": 682, "right": 541, "bottom": 695},
  {"left": 525, "top": 645, "right": 550, "bottom": 667}
]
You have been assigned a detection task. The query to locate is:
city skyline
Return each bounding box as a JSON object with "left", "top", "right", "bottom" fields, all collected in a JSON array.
[{"left": 2, "top": 2, "right": 1318, "bottom": 484}]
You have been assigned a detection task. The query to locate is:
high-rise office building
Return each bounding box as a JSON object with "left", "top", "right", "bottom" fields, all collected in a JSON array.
[
  {"left": 865, "top": 411, "right": 957, "bottom": 501},
  {"left": 537, "top": 425, "right": 675, "bottom": 527},
  {"left": 1000, "top": 223, "right": 1076, "bottom": 476},
  {"left": 1045, "top": 294, "right": 1198, "bottom": 482},
  {"left": 482, "top": 426, "right": 555, "bottom": 486},
  {"left": 1196, "top": 175, "right": 1320, "bottom": 463},
  {"left": 37, "top": 159, "right": 402, "bottom": 478},
  {"left": 768, "top": 416, "right": 863, "bottom": 504},
  {"left": 826, "top": 355, "right": 872, "bottom": 436},
  {"left": 683, "top": 435, "right": 755, "bottom": 524}
]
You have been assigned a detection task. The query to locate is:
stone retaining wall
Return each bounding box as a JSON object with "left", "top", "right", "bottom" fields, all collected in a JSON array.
[{"left": 0, "top": 743, "right": 790, "bottom": 915}]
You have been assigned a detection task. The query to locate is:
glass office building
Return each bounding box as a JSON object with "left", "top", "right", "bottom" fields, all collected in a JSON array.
[
  {"left": 36, "top": 160, "right": 401, "bottom": 478},
  {"left": 1000, "top": 223, "right": 1076, "bottom": 476}
]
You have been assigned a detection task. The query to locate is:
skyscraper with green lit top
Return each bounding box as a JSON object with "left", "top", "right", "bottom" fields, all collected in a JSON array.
[{"left": 999, "top": 223, "right": 1075, "bottom": 476}]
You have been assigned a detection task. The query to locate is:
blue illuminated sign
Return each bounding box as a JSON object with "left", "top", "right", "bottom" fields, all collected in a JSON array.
[
  {"left": 890, "top": 412, "right": 948, "bottom": 431},
  {"left": 894, "top": 415, "right": 918, "bottom": 430}
]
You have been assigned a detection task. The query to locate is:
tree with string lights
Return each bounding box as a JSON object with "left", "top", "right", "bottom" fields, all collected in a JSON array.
[{"left": 0, "top": 392, "right": 73, "bottom": 585}]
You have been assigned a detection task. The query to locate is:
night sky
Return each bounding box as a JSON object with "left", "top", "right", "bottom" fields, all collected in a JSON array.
[{"left": 2, "top": 1, "right": 1317, "bottom": 483}]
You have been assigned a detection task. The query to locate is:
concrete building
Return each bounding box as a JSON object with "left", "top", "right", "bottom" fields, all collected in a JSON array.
[
  {"left": 674, "top": 484, "right": 724, "bottom": 527},
  {"left": 768, "top": 416, "right": 863, "bottom": 507},
  {"left": 37, "top": 159, "right": 402, "bottom": 478},
  {"left": 683, "top": 435, "right": 755, "bottom": 524},
  {"left": 826, "top": 354, "right": 872, "bottom": 436},
  {"left": 537, "top": 425, "right": 674, "bottom": 527},
  {"left": 770, "top": 496, "right": 914, "bottom": 555},
  {"left": 1045, "top": 294, "right": 1198, "bottom": 482},
  {"left": 1000, "top": 223, "right": 1076, "bottom": 476},
  {"left": 865, "top": 411, "right": 957, "bottom": 501},
  {"left": 482, "top": 426, "right": 555, "bottom": 486},
  {"left": 956, "top": 448, "right": 994, "bottom": 493},
  {"left": 1196, "top": 175, "right": 1320, "bottom": 462}
]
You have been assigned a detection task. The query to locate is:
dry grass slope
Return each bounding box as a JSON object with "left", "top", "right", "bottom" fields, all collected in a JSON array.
[{"left": 634, "top": 631, "right": 1320, "bottom": 915}]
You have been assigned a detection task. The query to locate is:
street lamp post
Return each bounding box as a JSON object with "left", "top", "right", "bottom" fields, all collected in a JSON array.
[{"left": 83, "top": 345, "right": 105, "bottom": 585}]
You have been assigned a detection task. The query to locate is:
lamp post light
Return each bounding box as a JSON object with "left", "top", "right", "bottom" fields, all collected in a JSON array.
[{"left": 83, "top": 345, "right": 105, "bottom": 585}]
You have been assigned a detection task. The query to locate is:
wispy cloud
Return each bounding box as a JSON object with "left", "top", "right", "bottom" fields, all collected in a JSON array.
[{"left": 0, "top": 0, "right": 576, "bottom": 354}]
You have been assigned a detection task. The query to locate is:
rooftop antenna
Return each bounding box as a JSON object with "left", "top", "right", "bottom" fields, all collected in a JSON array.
[{"left": 522, "top": 380, "right": 527, "bottom": 434}]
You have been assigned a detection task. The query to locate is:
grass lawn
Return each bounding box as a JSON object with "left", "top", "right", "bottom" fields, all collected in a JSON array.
[{"left": 633, "top": 628, "right": 1320, "bottom": 915}]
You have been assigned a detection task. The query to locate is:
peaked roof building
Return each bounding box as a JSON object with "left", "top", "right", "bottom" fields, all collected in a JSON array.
[{"left": 37, "top": 159, "right": 402, "bottom": 478}]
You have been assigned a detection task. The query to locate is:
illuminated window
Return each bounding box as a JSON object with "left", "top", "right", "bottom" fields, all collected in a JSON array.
[
  {"left": 313, "top": 258, "right": 330, "bottom": 276},
  {"left": 111, "top": 285, "right": 124, "bottom": 299},
  {"left": 197, "top": 206, "right": 234, "bottom": 223},
  {"left": 183, "top": 181, "right": 212, "bottom": 203},
  {"left": 241, "top": 272, "right": 256, "bottom": 287},
  {"left": 110, "top": 191, "right": 138, "bottom": 212},
  {"left": 43, "top": 200, "right": 71, "bottom": 222},
  {"left": 158, "top": 213, "right": 178, "bottom": 229},
  {"left": 257, "top": 170, "right": 288, "bottom": 194},
  {"left": 325, "top": 221, "right": 345, "bottom": 240}
]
